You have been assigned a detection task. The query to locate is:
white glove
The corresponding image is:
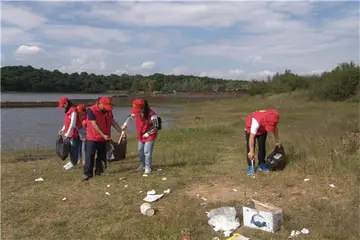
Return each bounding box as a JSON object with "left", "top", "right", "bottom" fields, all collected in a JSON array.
[{"left": 142, "top": 133, "right": 149, "bottom": 138}]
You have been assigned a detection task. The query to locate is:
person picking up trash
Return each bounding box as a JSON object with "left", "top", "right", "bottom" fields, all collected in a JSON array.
[
  {"left": 121, "top": 99, "right": 159, "bottom": 174},
  {"left": 57, "top": 97, "right": 81, "bottom": 170},
  {"left": 244, "top": 109, "right": 281, "bottom": 175},
  {"left": 83, "top": 96, "right": 122, "bottom": 181},
  {"left": 76, "top": 104, "right": 87, "bottom": 166}
]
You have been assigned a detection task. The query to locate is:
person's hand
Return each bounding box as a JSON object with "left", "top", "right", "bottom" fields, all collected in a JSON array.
[
  {"left": 58, "top": 130, "right": 64, "bottom": 136},
  {"left": 121, "top": 125, "right": 127, "bottom": 131},
  {"left": 248, "top": 150, "right": 255, "bottom": 160},
  {"left": 142, "top": 133, "right": 149, "bottom": 139},
  {"left": 103, "top": 135, "right": 111, "bottom": 141}
]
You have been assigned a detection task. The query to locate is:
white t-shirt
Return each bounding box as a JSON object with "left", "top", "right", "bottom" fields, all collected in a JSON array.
[{"left": 250, "top": 118, "right": 260, "bottom": 134}]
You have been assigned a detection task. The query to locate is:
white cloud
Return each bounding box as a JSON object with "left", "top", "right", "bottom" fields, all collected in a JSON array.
[
  {"left": 169, "top": 66, "right": 188, "bottom": 75},
  {"left": 199, "top": 68, "right": 245, "bottom": 80},
  {"left": 1, "top": 3, "right": 46, "bottom": 29},
  {"left": 40, "top": 25, "right": 131, "bottom": 43},
  {"left": 1, "top": 27, "right": 33, "bottom": 45},
  {"left": 15, "top": 45, "right": 43, "bottom": 55},
  {"left": 140, "top": 61, "right": 155, "bottom": 69}
]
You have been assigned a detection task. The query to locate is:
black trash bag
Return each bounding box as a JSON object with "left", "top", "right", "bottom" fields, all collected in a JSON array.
[
  {"left": 107, "top": 133, "right": 127, "bottom": 163},
  {"left": 56, "top": 136, "right": 70, "bottom": 161},
  {"left": 265, "top": 145, "right": 286, "bottom": 171}
]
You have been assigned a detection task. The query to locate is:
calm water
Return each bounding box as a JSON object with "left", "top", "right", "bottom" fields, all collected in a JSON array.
[
  {"left": 1, "top": 93, "right": 113, "bottom": 102},
  {"left": 1, "top": 106, "right": 175, "bottom": 152}
]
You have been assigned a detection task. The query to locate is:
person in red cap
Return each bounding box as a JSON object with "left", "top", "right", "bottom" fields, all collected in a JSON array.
[
  {"left": 121, "top": 99, "right": 159, "bottom": 174},
  {"left": 58, "top": 97, "right": 81, "bottom": 170},
  {"left": 76, "top": 104, "right": 87, "bottom": 166},
  {"left": 244, "top": 109, "right": 281, "bottom": 175},
  {"left": 83, "top": 96, "right": 122, "bottom": 181}
]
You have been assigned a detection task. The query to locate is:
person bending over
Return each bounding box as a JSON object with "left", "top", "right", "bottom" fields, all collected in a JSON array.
[
  {"left": 83, "top": 96, "right": 122, "bottom": 181},
  {"left": 121, "top": 99, "right": 159, "bottom": 174},
  {"left": 245, "top": 109, "right": 281, "bottom": 175}
]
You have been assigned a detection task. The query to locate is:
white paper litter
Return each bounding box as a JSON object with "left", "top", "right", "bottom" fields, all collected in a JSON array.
[
  {"left": 107, "top": 184, "right": 110, "bottom": 187},
  {"left": 139, "top": 191, "right": 143, "bottom": 193},
  {"left": 304, "top": 178, "right": 310, "bottom": 182},
  {"left": 62, "top": 197, "right": 67, "bottom": 201},
  {"left": 207, "top": 207, "right": 240, "bottom": 236},
  {"left": 147, "top": 190, "right": 156, "bottom": 195},
  {"left": 143, "top": 174, "right": 148, "bottom": 177},
  {"left": 124, "top": 185, "right": 128, "bottom": 188},
  {"left": 35, "top": 178, "right": 44, "bottom": 182},
  {"left": 105, "top": 192, "right": 110, "bottom": 195},
  {"left": 143, "top": 194, "right": 164, "bottom": 203},
  {"left": 161, "top": 177, "right": 167, "bottom": 181},
  {"left": 329, "top": 184, "right": 335, "bottom": 188},
  {"left": 288, "top": 228, "right": 310, "bottom": 238},
  {"left": 164, "top": 189, "right": 171, "bottom": 194},
  {"left": 233, "top": 188, "right": 238, "bottom": 192},
  {"left": 201, "top": 197, "right": 207, "bottom": 201},
  {"left": 157, "top": 169, "right": 162, "bottom": 171}
]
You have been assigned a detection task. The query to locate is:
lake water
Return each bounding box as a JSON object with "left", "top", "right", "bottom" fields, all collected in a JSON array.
[{"left": 1, "top": 103, "right": 175, "bottom": 152}]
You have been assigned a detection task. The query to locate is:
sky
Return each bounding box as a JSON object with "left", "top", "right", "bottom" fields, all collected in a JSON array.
[{"left": 1, "top": 0, "right": 359, "bottom": 80}]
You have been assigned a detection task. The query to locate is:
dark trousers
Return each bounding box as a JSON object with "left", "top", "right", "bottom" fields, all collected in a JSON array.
[
  {"left": 84, "top": 140, "right": 107, "bottom": 177},
  {"left": 245, "top": 131, "right": 267, "bottom": 166}
]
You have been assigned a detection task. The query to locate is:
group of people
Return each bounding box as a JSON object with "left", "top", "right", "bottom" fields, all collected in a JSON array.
[
  {"left": 58, "top": 95, "right": 281, "bottom": 179},
  {"left": 57, "top": 96, "right": 159, "bottom": 181}
]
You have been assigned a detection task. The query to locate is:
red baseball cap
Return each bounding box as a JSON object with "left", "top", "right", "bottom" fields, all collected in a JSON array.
[
  {"left": 58, "top": 97, "right": 69, "bottom": 109},
  {"left": 264, "top": 111, "right": 280, "bottom": 132},
  {"left": 98, "top": 96, "right": 113, "bottom": 111},
  {"left": 131, "top": 99, "right": 145, "bottom": 114},
  {"left": 77, "top": 104, "right": 86, "bottom": 112}
]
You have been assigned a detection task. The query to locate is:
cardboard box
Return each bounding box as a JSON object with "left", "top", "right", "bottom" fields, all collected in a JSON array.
[{"left": 242, "top": 199, "right": 284, "bottom": 233}]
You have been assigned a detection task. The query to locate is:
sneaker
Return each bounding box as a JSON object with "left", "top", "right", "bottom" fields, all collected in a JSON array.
[
  {"left": 63, "top": 162, "right": 72, "bottom": 169},
  {"left": 144, "top": 168, "right": 152, "bottom": 174},
  {"left": 82, "top": 175, "right": 92, "bottom": 181},
  {"left": 136, "top": 164, "right": 145, "bottom": 172},
  {"left": 64, "top": 163, "right": 74, "bottom": 170},
  {"left": 247, "top": 166, "right": 255, "bottom": 176},
  {"left": 258, "top": 163, "right": 270, "bottom": 172}
]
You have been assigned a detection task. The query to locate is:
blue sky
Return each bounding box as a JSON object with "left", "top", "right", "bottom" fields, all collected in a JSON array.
[{"left": 1, "top": 0, "right": 359, "bottom": 80}]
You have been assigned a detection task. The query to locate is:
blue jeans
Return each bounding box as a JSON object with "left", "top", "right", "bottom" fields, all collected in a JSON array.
[
  {"left": 69, "top": 136, "right": 80, "bottom": 166},
  {"left": 138, "top": 141, "right": 155, "bottom": 170}
]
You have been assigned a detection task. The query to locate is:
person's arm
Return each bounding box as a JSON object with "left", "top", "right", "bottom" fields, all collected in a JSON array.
[
  {"left": 144, "top": 115, "right": 159, "bottom": 136},
  {"left": 273, "top": 127, "right": 281, "bottom": 145},
  {"left": 112, "top": 119, "right": 122, "bottom": 133},
  {"left": 121, "top": 114, "right": 135, "bottom": 129},
  {"left": 248, "top": 118, "right": 260, "bottom": 153},
  {"left": 64, "top": 111, "right": 77, "bottom": 138},
  {"left": 87, "top": 109, "right": 106, "bottom": 138}
]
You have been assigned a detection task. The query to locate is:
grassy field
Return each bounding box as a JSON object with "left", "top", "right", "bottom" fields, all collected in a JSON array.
[{"left": 1, "top": 92, "right": 359, "bottom": 240}]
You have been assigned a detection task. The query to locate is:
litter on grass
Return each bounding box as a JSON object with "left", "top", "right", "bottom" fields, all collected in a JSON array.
[
  {"left": 35, "top": 178, "right": 44, "bottom": 182},
  {"left": 288, "top": 228, "right": 310, "bottom": 238},
  {"left": 105, "top": 192, "right": 110, "bottom": 196},
  {"left": 207, "top": 207, "right": 240, "bottom": 237}
]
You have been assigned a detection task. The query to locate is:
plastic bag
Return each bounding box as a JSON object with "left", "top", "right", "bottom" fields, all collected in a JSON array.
[
  {"left": 108, "top": 132, "right": 127, "bottom": 163},
  {"left": 106, "top": 142, "right": 115, "bottom": 161},
  {"left": 56, "top": 135, "right": 70, "bottom": 161},
  {"left": 207, "top": 207, "right": 240, "bottom": 235},
  {"left": 265, "top": 145, "right": 286, "bottom": 171}
]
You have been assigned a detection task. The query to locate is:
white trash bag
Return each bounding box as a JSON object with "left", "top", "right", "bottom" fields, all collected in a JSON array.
[{"left": 207, "top": 206, "right": 240, "bottom": 236}]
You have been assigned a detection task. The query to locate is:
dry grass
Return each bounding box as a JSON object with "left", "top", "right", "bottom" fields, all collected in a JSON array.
[{"left": 1, "top": 93, "right": 359, "bottom": 240}]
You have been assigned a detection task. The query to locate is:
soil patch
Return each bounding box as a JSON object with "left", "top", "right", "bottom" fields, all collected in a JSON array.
[{"left": 15, "top": 154, "right": 54, "bottom": 162}]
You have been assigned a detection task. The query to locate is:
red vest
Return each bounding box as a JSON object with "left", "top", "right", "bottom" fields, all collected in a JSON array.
[
  {"left": 79, "top": 112, "right": 87, "bottom": 128},
  {"left": 245, "top": 109, "right": 278, "bottom": 135},
  {"left": 86, "top": 104, "right": 113, "bottom": 141},
  {"left": 136, "top": 109, "right": 157, "bottom": 142},
  {"left": 63, "top": 106, "right": 79, "bottom": 138}
]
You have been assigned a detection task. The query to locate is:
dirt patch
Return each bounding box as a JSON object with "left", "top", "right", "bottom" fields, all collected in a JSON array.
[{"left": 15, "top": 154, "right": 54, "bottom": 162}]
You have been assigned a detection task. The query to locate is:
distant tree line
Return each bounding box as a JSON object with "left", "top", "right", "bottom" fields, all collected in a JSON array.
[
  {"left": 0, "top": 65, "right": 248, "bottom": 94},
  {"left": 247, "top": 61, "right": 360, "bottom": 101}
]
